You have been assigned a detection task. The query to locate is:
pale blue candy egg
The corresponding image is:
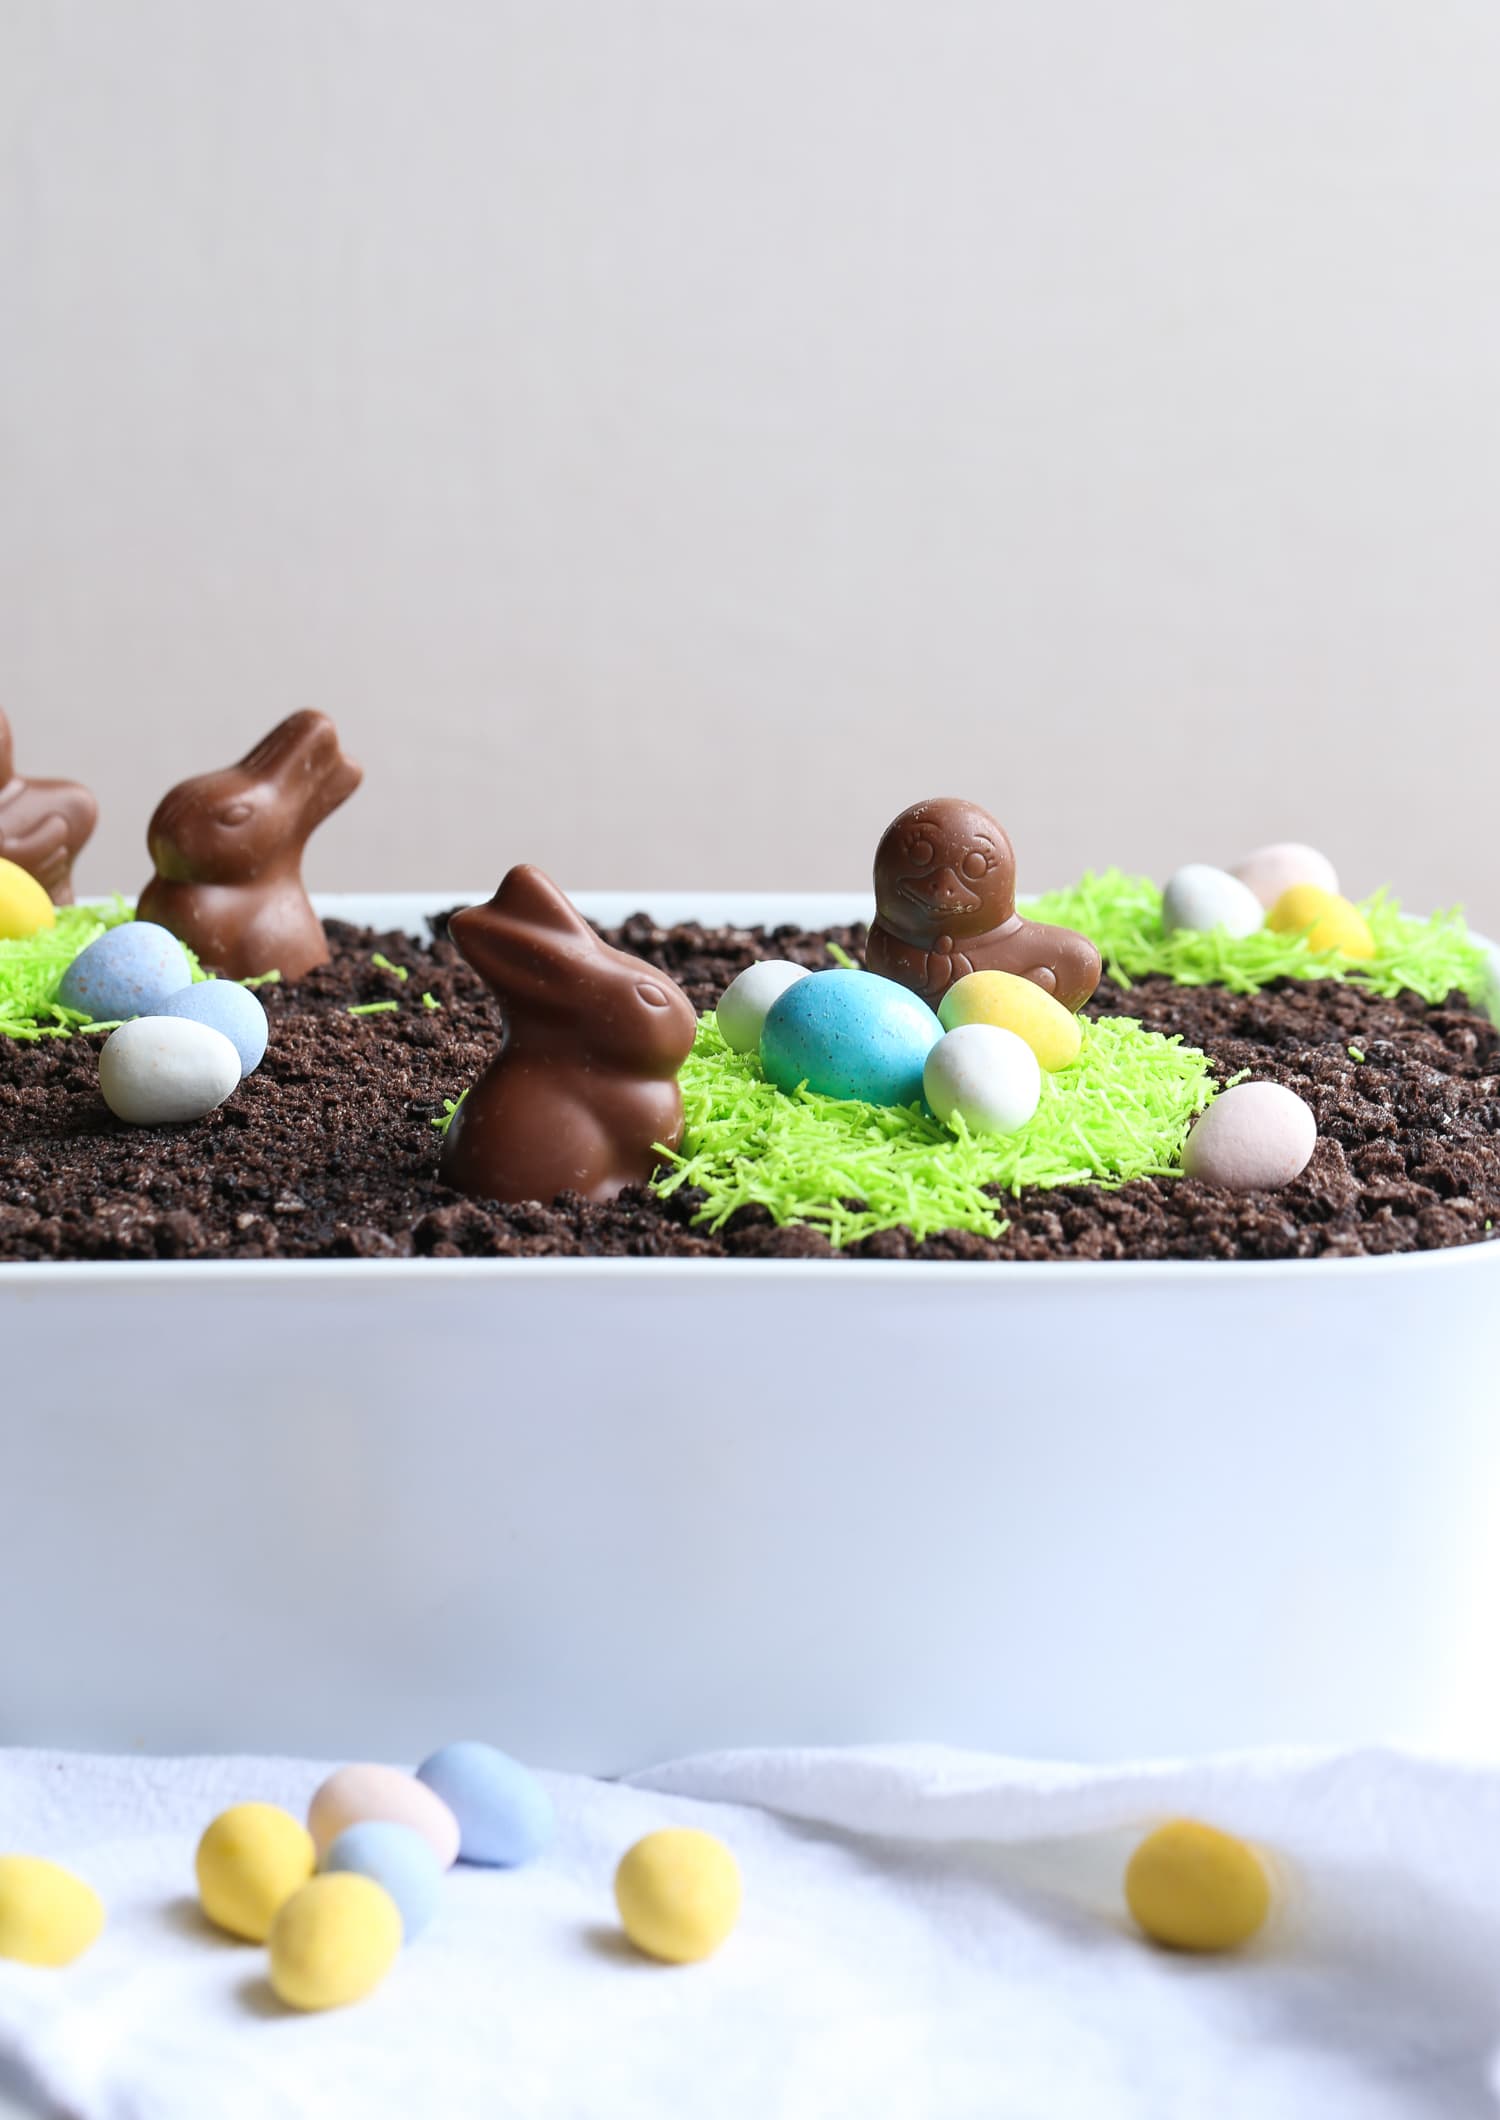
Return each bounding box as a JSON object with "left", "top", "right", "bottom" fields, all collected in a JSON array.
[
  {"left": 760, "top": 968, "right": 944, "bottom": 1108},
  {"left": 156, "top": 981, "right": 269, "bottom": 1076},
  {"left": 416, "top": 1741, "right": 554, "bottom": 1868},
  {"left": 57, "top": 923, "right": 194, "bottom": 1025},
  {"left": 323, "top": 1822, "right": 443, "bottom": 1941}
]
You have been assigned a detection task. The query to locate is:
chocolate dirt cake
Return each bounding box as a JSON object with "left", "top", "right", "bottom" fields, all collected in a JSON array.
[{"left": 0, "top": 716, "right": 1495, "bottom": 1265}]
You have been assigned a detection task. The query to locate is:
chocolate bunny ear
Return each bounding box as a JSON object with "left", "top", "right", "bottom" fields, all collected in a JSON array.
[
  {"left": 449, "top": 865, "right": 601, "bottom": 1003},
  {"left": 239, "top": 709, "right": 333, "bottom": 776}
]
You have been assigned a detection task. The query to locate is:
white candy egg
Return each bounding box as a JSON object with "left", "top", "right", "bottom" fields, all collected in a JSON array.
[
  {"left": 923, "top": 1023, "right": 1041, "bottom": 1138},
  {"left": 99, "top": 1016, "right": 243, "bottom": 1126},
  {"left": 1232, "top": 842, "right": 1339, "bottom": 910},
  {"left": 1161, "top": 865, "right": 1266, "bottom": 940},
  {"left": 1181, "top": 1081, "right": 1317, "bottom": 1191},
  {"left": 717, "top": 960, "right": 811, "bottom": 1055}
]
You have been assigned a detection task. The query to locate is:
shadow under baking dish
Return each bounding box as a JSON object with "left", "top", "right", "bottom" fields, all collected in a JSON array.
[{"left": 5, "top": 892, "right": 1499, "bottom": 1770}]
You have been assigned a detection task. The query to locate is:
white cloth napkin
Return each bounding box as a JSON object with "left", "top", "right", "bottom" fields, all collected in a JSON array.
[{"left": 1, "top": 1744, "right": 1498, "bottom": 2120}]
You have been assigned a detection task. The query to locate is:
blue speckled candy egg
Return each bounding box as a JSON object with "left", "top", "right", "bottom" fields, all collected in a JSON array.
[
  {"left": 56, "top": 923, "right": 193, "bottom": 1025},
  {"left": 416, "top": 1741, "right": 554, "bottom": 1868},
  {"left": 760, "top": 969, "right": 943, "bottom": 1108},
  {"left": 323, "top": 1822, "right": 443, "bottom": 1942},
  {"left": 156, "top": 980, "right": 269, "bottom": 1076}
]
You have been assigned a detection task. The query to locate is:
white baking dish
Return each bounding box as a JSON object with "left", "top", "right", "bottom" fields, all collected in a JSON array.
[{"left": 5, "top": 893, "right": 1499, "bottom": 1773}]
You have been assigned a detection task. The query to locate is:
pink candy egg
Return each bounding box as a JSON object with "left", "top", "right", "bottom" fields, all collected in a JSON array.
[
  {"left": 1231, "top": 843, "right": 1339, "bottom": 911},
  {"left": 1181, "top": 1082, "right": 1317, "bottom": 1192},
  {"left": 307, "top": 1764, "right": 460, "bottom": 1869}
]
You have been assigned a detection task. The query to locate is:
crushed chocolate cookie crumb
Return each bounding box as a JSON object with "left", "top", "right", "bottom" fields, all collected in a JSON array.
[{"left": 0, "top": 918, "right": 1495, "bottom": 1262}]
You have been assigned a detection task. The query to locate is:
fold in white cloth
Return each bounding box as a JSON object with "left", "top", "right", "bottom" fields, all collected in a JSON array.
[{"left": 1, "top": 1745, "right": 1497, "bottom": 2120}]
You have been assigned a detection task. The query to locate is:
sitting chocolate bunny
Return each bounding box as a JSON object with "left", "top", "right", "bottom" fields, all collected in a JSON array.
[
  {"left": 0, "top": 706, "right": 98, "bottom": 904},
  {"left": 440, "top": 865, "right": 700, "bottom": 1206},
  {"left": 138, "top": 710, "right": 362, "bottom": 981}
]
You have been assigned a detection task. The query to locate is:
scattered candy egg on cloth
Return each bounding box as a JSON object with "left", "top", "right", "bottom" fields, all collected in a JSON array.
[
  {"left": 716, "top": 960, "right": 810, "bottom": 1055},
  {"left": 0, "top": 1855, "right": 104, "bottom": 1967},
  {"left": 1125, "top": 1819, "right": 1271, "bottom": 1953},
  {"left": 98, "top": 1015, "right": 242, "bottom": 1126},
  {"left": 1233, "top": 841, "right": 1339, "bottom": 910},
  {"left": 614, "top": 1828, "right": 742, "bottom": 1965},
  {"left": 923, "top": 1024, "right": 1042, "bottom": 1137},
  {"left": 196, "top": 1803, "right": 316, "bottom": 1942},
  {"left": 157, "top": 979, "right": 269, "bottom": 1076},
  {"left": 56, "top": 920, "right": 193, "bottom": 1021},
  {"left": 1266, "top": 883, "right": 1375, "bottom": 960},
  {"left": 760, "top": 968, "right": 942, "bottom": 1107},
  {"left": 416, "top": 1741, "right": 554, "bottom": 1868},
  {"left": 267, "top": 1872, "right": 403, "bottom": 2011},
  {"left": 1181, "top": 1081, "right": 1316, "bottom": 1191},
  {"left": 307, "top": 1764, "right": 461, "bottom": 1869},
  {"left": 323, "top": 1823, "right": 443, "bottom": 1942},
  {"left": 0, "top": 856, "right": 56, "bottom": 941},
  {"left": 1161, "top": 864, "right": 1265, "bottom": 941},
  {"left": 938, "top": 968, "right": 1083, "bottom": 1071}
]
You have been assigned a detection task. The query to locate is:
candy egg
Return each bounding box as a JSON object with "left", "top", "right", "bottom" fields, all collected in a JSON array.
[
  {"left": 56, "top": 921, "right": 193, "bottom": 1022},
  {"left": 923, "top": 1024, "right": 1042, "bottom": 1137},
  {"left": 1125, "top": 1819, "right": 1271, "bottom": 1953},
  {"left": 415, "top": 1741, "right": 554, "bottom": 1868},
  {"left": 0, "top": 1855, "right": 104, "bottom": 1967},
  {"left": 268, "top": 1873, "right": 402, "bottom": 2011},
  {"left": 0, "top": 856, "right": 56, "bottom": 941},
  {"left": 307, "top": 1764, "right": 461, "bottom": 1870},
  {"left": 1266, "top": 884, "right": 1375, "bottom": 960},
  {"left": 156, "top": 980, "right": 269, "bottom": 1076},
  {"left": 196, "top": 1803, "right": 316, "bottom": 1942},
  {"left": 1161, "top": 865, "right": 1265, "bottom": 941},
  {"left": 760, "top": 969, "right": 943, "bottom": 1108},
  {"left": 1181, "top": 1081, "right": 1316, "bottom": 1191},
  {"left": 938, "top": 969, "right": 1083, "bottom": 1071},
  {"left": 323, "top": 1823, "right": 443, "bottom": 1942},
  {"left": 1232, "top": 842, "right": 1339, "bottom": 910},
  {"left": 98, "top": 1016, "right": 242, "bottom": 1126},
  {"left": 715, "top": 960, "right": 811, "bottom": 1055},
  {"left": 614, "top": 1828, "right": 742, "bottom": 1965}
]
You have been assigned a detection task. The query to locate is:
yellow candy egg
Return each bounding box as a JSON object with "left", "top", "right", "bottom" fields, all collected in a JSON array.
[
  {"left": 0, "top": 857, "right": 56, "bottom": 942},
  {"left": 0, "top": 1855, "right": 104, "bottom": 1967},
  {"left": 1125, "top": 1819, "right": 1271, "bottom": 1953},
  {"left": 938, "top": 969, "right": 1083, "bottom": 1072},
  {"left": 1266, "top": 884, "right": 1375, "bottom": 961},
  {"left": 268, "top": 1873, "right": 403, "bottom": 2011},
  {"left": 614, "top": 1828, "right": 742, "bottom": 1964},
  {"left": 196, "top": 1803, "right": 317, "bottom": 1943}
]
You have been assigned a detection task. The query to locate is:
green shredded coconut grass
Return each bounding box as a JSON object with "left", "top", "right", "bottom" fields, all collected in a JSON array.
[
  {"left": 653, "top": 1010, "right": 1216, "bottom": 1246},
  {"left": 422, "top": 991, "right": 442, "bottom": 1010},
  {"left": 825, "top": 940, "right": 857, "bottom": 970},
  {"left": 348, "top": 1000, "right": 400, "bottom": 1016},
  {"left": 370, "top": 952, "right": 409, "bottom": 981},
  {"left": 0, "top": 901, "right": 207, "bottom": 1040},
  {"left": 1021, "top": 871, "right": 1490, "bottom": 1004}
]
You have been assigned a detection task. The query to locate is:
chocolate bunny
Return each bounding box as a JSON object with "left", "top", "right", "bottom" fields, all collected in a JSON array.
[
  {"left": 0, "top": 707, "right": 99, "bottom": 904},
  {"left": 440, "top": 865, "right": 700, "bottom": 1206},
  {"left": 137, "top": 710, "right": 362, "bottom": 981},
  {"left": 866, "top": 796, "right": 1101, "bottom": 1013}
]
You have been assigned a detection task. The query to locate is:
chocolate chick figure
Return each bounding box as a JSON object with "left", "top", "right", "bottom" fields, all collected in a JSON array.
[
  {"left": 0, "top": 707, "right": 99, "bottom": 904},
  {"left": 866, "top": 797, "right": 1101, "bottom": 1013}
]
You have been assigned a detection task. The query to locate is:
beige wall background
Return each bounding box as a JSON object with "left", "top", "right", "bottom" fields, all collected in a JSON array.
[{"left": 3, "top": 0, "right": 1498, "bottom": 915}]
